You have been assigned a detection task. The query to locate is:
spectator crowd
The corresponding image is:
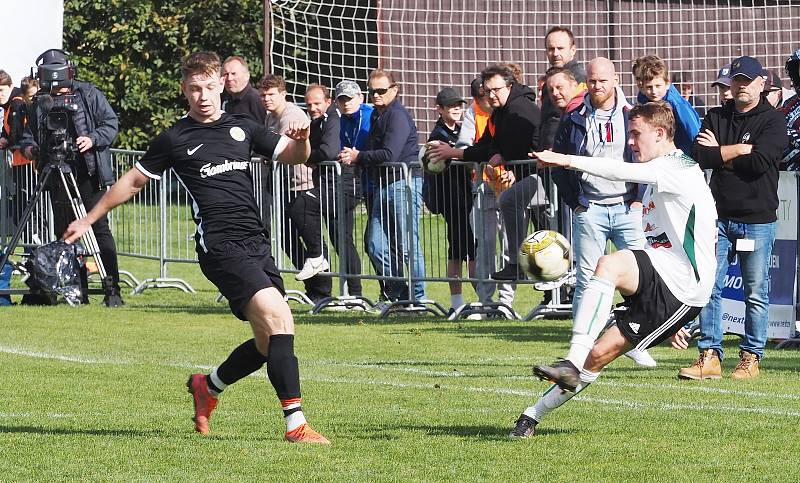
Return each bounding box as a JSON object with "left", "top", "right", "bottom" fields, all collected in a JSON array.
[{"left": 3, "top": 27, "right": 800, "bottom": 383}]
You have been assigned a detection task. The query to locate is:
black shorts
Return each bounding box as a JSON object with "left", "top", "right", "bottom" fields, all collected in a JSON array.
[
  {"left": 198, "top": 233, "right": 285, "bottom": 321},
  {"left": 442, "top": 199, "right": 475, "bottom": 261},
  {"left": 615, "top": 250, "right": 702, "bottom": 350}
]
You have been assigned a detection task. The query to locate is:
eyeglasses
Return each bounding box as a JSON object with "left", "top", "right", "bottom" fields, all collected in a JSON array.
[
  {"left": 369, "top": 85, "right": 396, "bottom": 96},
  {"left": 485, "top": 85, "right": 508, "bottom": 97}
]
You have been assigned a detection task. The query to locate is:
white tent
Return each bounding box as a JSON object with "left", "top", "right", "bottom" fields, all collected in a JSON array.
[{"left": 1, "top": 0, "right": 64, "bottom": 87}]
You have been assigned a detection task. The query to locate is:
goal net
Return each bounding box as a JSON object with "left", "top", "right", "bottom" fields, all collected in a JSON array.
[{"left": 268, "top": 0, "right": 800, "bottom": 141}]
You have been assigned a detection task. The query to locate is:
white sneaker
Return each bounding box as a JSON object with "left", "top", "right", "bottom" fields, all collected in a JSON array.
[
  {"left": 295, "top": 255, "right": 329, "bottom": 281},
  {"left": 624, "top": 348, "right": 657, "bottom": 367}
]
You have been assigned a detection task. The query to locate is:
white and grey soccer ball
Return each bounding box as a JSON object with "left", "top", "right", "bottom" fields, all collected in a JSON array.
[
  {"left": 419, "top": 140, "right": 450, "bottom": 174},
  {"left": 518, "top": 230, "right": 571, "bottom": 282}
]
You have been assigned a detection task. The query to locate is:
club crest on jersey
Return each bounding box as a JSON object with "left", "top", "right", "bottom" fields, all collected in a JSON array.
[
  {"left": 230, "top": 126, "right": 246, "bottom": 142},
  {"left": 646, "top": 232, "right": 672, "bottom": 249},
  {"left": 200, "top": 159, "right": 249, "bottom": 178}
]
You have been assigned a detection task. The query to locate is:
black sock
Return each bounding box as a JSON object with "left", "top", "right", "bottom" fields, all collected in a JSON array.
[
  {"left": 212, "top": 338, "right": 269, "bottom": 392},
  {"left": 266, "top": 334, "right": 302, "bottom": 402}
]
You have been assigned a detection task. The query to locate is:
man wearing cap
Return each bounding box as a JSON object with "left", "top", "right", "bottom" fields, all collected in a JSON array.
[
  {"left": 679, "top": 56, "right": 789, "bottom": 381},
  {"left": 334, "top": 81, "right": 374, "bottom": 297},
  {"left": 422, "top": 87, "right": 475, "bottom": 314},
  {"left": 711, "top": 63, "right": 734, "bottom": 106}
]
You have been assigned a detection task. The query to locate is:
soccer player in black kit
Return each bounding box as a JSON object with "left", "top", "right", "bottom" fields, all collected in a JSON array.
[{"left": 63, "top": 51, "right": 330, "bottom": 444}]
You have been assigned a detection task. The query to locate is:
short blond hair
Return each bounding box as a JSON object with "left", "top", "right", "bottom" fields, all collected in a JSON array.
[
  {"left": 181, "top": 51, "right": 221, "bottom": 81},
  {"left": 629, "top": 101, "right": 675, "bottom": 140}
]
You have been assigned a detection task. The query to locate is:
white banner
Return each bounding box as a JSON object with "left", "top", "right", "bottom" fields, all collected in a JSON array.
[
  {"left": 721, "top": 172, "right": 797, "bottom": 340},
  {"left": 0, "top": 0, "right": 63, "bottom": 85}
]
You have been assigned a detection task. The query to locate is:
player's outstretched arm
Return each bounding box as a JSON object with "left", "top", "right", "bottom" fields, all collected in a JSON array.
[
  {"left": 63, "top": 168, "right": 150, "bottom": 244},
  {"left": 671, "top": 328, "right": 690, "bottom": 350},
  {"left": 278, "top": 119, "right": 312, "bottom": 165}
]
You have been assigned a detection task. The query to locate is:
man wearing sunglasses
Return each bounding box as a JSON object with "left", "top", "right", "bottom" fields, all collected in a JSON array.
[{"left": 339, "top": 70, "right": 426, "bottom": 304}]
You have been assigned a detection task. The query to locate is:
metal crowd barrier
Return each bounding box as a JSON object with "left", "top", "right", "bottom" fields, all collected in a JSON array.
[
  {"left": 0, "top": 149, "right": 54, "bottom": 249},
  {"left": 416, "top": 158, "right": 575, "bottom": 320},
  {"left": 1, "top": 148, "right": 575, "bottom": 319}
]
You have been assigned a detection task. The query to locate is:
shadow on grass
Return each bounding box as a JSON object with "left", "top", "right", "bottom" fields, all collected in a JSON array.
[
  {"left": 0, "top": 425, "right": 165, "bottom": 438},
  {"left": 336, "top": 359, "right": 530, "bottom": 369},
  {"left": 396, "top": 423, "right": 576, "bottom": 441},
  {"left": 421, "top": 322, "right": 570, "bottom": 344}
]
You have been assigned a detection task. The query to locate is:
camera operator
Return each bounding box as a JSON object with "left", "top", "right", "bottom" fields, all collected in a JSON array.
[{"left": 19, "top": 49, "right": 123, "bottom": 307}]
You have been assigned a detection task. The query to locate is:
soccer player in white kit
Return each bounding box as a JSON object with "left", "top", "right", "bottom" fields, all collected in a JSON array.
[{"left": 509, "top": 101, "right": 717, "bottom": 438}]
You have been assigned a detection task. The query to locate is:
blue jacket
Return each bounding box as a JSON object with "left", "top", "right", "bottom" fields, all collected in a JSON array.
[
  {"left": 551, "top": 90, "right": 639, "bottom": 210},
  {"left": 636, "top": 84, "right": 701, "bottom": 155},
  {"left": 339, "top": 103, "right": 373, "bottom": 150}
]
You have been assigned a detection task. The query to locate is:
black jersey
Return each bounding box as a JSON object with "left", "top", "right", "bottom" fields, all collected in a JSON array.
[{"left": 135, "top": 113, "right": 286, "bottom": 252}]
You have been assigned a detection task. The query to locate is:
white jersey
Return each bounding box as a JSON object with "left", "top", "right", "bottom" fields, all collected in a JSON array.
[{"left": 569, "top": 149, "right": 717, "bottom": 306}]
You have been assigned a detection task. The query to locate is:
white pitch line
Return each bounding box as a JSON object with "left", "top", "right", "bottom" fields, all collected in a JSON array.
[
  {"left": 305, "top": 376, "right": 800, "bottom": 418},
  {"left": 311, "top": 360, "right": 800, "bottom": 401},
  {"left": 0, "top": 345, "right": 132, "bottom": 365},
  {"left": 3, "top": 346, "right": 799, "bottom": 416},
  {"left": 0, "top": 412, "right": 77, "bottom": 418}
]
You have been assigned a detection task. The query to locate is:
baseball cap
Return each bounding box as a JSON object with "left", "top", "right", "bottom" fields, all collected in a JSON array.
[
  {"left": 764, "top": 70, "right": 782, "bottom": 92},
  {"left": 729, "top": 56, "right": 764, "bottom": 80},
  {"left": 470, "top": 77, "right": 483, "bottom": 98},
  {"left": 435, "top": 87, "right": 466, "bottom": 106},
  {"left": 711, "top": 64, "right": 732, "bottom": 87},
  {"left": 335, "top": 80, "right": 361, "bottom": 99}
]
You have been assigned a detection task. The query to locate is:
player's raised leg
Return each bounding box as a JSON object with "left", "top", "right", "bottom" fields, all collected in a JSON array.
[{"left": 533, "top": 250, "right": 639, "bottom": 390}]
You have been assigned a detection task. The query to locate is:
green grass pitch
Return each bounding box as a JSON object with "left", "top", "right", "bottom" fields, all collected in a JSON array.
[{"left": 1, "top": 256, "right": 799, "bottom": 481}]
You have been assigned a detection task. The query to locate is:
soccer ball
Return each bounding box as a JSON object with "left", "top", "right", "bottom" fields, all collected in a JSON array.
[
  {"left": 419, "top": 140, "right": 450, "bottom": 174},
  {"left": 518, "top": 230, "right": 571, "bottom": 282}
]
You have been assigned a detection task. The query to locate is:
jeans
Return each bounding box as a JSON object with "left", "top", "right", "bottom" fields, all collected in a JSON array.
[
  {"left": 571, "top": 202, "right": 645, "bottom": 309},
  {"left": 698, "top": 219, "right": 776, "bottom": 359},
  {"left": 366, "top": 177, "right": 426, "bottom": 301},
  {"left": 472, "top": 183, "right": 514, "bottom": 305}
]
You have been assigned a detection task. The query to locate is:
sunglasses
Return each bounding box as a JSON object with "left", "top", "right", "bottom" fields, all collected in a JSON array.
[{"left": 369, "top": 85, "right": 396, "bottom": 96}]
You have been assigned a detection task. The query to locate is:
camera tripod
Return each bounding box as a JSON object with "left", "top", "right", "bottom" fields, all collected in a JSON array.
[{"left": 0, "top": 159, "right": 111, "bottom": 301}]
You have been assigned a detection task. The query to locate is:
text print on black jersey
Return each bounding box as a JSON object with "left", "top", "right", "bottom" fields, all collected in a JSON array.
[{"left": 200, "top": 159, "right": 250, "bottom": 178}]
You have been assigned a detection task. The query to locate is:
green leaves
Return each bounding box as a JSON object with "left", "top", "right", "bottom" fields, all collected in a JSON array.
[{"left": 64, "top": 0, "right": 265, "bottom": 150}]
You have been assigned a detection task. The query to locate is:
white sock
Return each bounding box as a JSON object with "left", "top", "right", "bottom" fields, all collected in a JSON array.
[
  {"left": 523, "top": 368, "right": 601, "bottom": 422},
  {"left": 285, "top": 410, "right": 307, "bottom": 432},
  {"left": 208, "top": 369, "right": 227, "bottom": 398},
  {"left": 566, "top": 276, "right": 615, "bottom": 369},
  {"left": 451, "top": 293, "right": 464, "bottom": 309}
]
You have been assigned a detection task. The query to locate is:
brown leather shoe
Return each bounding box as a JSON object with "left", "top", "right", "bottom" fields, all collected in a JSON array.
[
  {"left": 678, "top": 349, "right": 722, "bottom": 380},
  {"left": 730, "top": 351, "right": 760, "bottom": 380}
]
